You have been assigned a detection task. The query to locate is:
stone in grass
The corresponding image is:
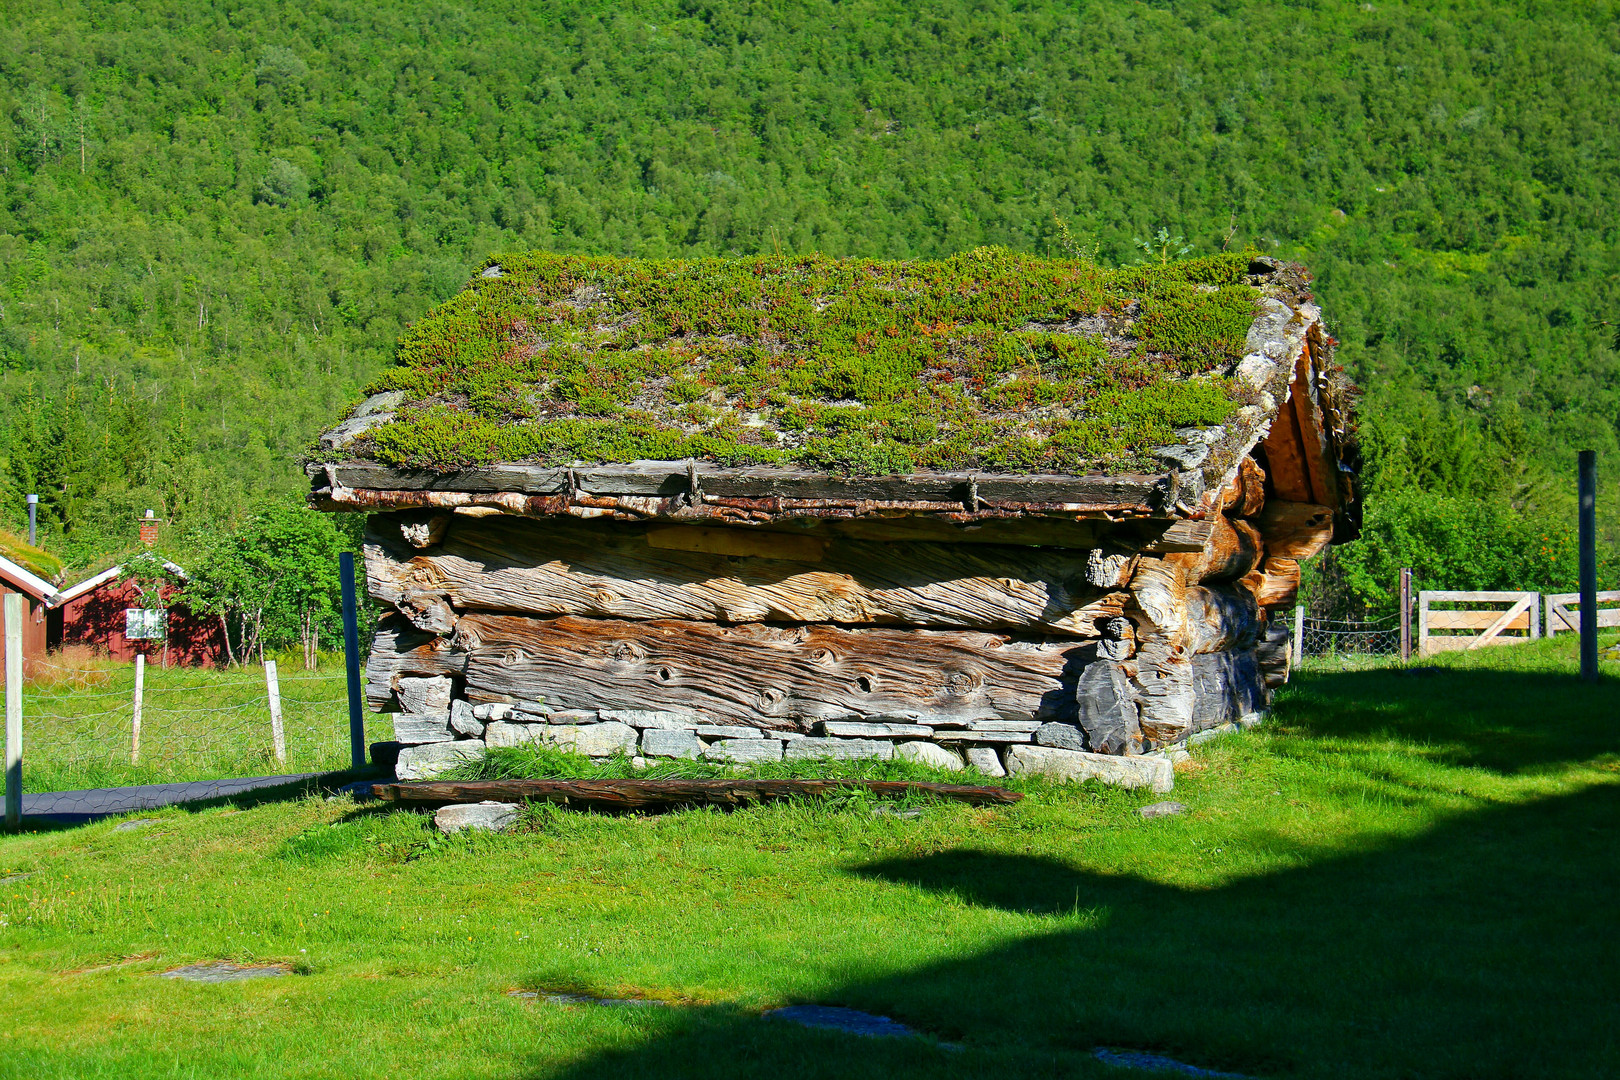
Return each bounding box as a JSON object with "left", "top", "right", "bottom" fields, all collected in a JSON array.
[
  {"left": 1139, "top": 801, "right": 1188, "bottom": 819},
  {"left": 1092, "top": 1046, "right": 1251, "bottom": 1078},
  {"left": 115, "top": 818, "right": 159, "bottom": 832},
  {"left": 767, "top": 1005, "right": 917, "bottom": 1039},
  {"left": 435, "top": 801, "right": 520, "bottom": 835},
  {"left": 449, "top": 699, "right": 485, "bottom": 738},
  {"left": 1034, "top": 721, "right": 1087, "bottom": 751},
  {"left": 784, "top": 737, "right": 893, "bottom": 762},
  {"left": 894, "top": 741, "right": 964, "bottom": 771},
  {"left": 158, "top": 962, "right": 291, "bottom": 983},
  {"left": 1006, "top": 745, "right": 1173, "bottom": 794},
  {"left": 599, "top": 709, "right": 701, "bottom": 730},
  {"left": 964, "top": 747, "right": 1005, "bottom": 777},
  {"left": 396, "top": 740, "right": 486, "bottom": 781},
  {"left": 392, "top": 712, "right": 454, "bottom": 745},
  {"left": 640, "top": 728, "right": 704, "bottom": 760},
  {"left": 702, "top": 739, "right": 784, "bottom": 764}
]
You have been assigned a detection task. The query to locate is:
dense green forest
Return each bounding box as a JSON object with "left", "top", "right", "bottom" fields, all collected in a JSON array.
[{"left": 1, "top": 0, "right": 1617, "bottom": 615}]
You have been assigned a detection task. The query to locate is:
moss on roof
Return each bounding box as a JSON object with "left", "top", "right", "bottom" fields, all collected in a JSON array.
[
  {"left": 0, "top": 530, "right": 63, "bottom": 584},
  {"left": 331, "top": 249, "right": 1270, "bottom": 476}
]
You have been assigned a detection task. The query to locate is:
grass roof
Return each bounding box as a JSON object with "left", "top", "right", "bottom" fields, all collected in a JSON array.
[
  {"left": 329, "top": 249, "right": 1276, "bottom": 476},
  {"left": 0, "top": 529, "right": 64, "bottom": 584}
]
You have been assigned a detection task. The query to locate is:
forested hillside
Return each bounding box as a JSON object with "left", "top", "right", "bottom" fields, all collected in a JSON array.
[{"left": 1, "top": 0, "right": 1617, "bottom": 611}]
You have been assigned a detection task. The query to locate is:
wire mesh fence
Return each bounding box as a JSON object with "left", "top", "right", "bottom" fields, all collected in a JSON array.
[
  {"left": 8, "top": 655, "right": 391, "bottom": 810},
  {"left": 1273, "top": 610, "right": 1404, "bottom": 667}
]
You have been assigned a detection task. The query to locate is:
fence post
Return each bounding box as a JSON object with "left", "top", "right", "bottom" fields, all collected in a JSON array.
[
  {"left": 131, "top": 652, "right": 145, "bottom": 766},
  {"left": 340, "top": 552, "right": 365, "bottom": 771},
  {"left": 1292, "top": 604, "right": 1305, "bottom": 671},
  {"left": 265, "top": 658, "right": 286, "bottom": 764},
  {"left": 1399, "top": 568, "right": 1413, "bottom": 662},
  {"left": 1579, "top": 450, "right": 1598, "bottom": 682},
  {"left": 4, "top": 592, "right": 22, "bottom": 830}
]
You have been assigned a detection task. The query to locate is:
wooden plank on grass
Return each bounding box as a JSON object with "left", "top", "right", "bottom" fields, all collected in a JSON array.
[{"left": 371, "top": 777, "right": 1023, "bottom": 808}]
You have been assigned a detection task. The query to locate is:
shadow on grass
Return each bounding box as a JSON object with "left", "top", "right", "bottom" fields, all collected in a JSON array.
[
  {"left": 1270, "top": 663, "right": 1620, "bottom": 773},
  {"left": 519, "top": 666, "right": 1620, "bottom": 1080}
]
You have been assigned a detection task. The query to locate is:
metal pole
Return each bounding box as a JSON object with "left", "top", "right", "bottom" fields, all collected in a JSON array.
[
  {"left": 25, "top": 494, "right": 37, "bottom": 548},
  {"left": 1399, "top": 568, "right": 1413, "bottom": 662},
  {"left": 340, "top": 552, "right": 365, "bottom": 770},
  {"left": 5, "top": 593, "right": 22, "bottom": 830},
  {"left": 1292, "top": 603, "right": 1306, "bottom": 671},
  {"left": 265, "top": 658, "right": 285, "bottom": 764},
  {"left": 131, "top": 653, "right": 145, "bottom": 765},
  {"left": 1579, "top": 450, "right": 1598, "bottom": 682}
]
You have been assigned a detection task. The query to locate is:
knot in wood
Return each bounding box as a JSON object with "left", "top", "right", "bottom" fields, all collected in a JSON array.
[
  {"left": 610, "top": 640, "right": 646, "bottom": 663},
  {"left": 940, "top": 668, "right": 980, "bottom": 697}
]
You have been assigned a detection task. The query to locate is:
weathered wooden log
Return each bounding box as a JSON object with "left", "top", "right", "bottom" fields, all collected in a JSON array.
[
  {"left": 1178, "top": 514, "right": 1262, "bottom": 583},
  {"left": 1242, "top": 557, "right": 1302, "bottom": 609},
  {"left": 1184, "top": 583, "right": 1263, "bottom": 655},
  {"left": 365, "top": 515, "right": 1127, "bottom": 636},
  {"left": 1255, "top": 620, "right": 1291, "bottom": 688},
  {"left": 371, "top": 777, "right": 1023, "bottom": 809},
  {"left": 451, "top": 613, "right": 1086, "bottom": 726},
  {"left": 365, "top": 615, "right": 467, "bottom": 712},
  {"left": 1256, "top": 501, "right": 1335, "bottom": 560},
  {"left": 1189, "top": 651, "right": 1268, "bottom": 734}
]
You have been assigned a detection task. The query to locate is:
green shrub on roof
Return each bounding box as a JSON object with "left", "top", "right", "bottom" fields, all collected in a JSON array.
[{"left": 341, "top": 249, "right": 1266, "bottom": 475}]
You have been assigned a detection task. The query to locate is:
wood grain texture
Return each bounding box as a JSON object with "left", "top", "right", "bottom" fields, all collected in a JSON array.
[
  {"left": 364, "top": 615, "right": 468, "bottom": 712},
  {"left": 453, "top": 613, "right": 1088, "bottom": 727},
  {"left": 1184, "top": 584, "right": 1263, "bottom": 655},
  {"left": 1242, "top": 557, "right": 1301, "bottom": 609},
  {"left": 365, "top": 514, "right": 1127, "bottom": 636},
  {"left": 372, "top": 777, "right": 1022, "bottom": 808},
  {"left": 1256, "top": 501, "right": 1335, "bottom": 560}
]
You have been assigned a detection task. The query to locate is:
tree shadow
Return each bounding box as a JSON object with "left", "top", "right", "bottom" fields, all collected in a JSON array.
[
  {"left": 1271, "top": 665, "right": 1620, "bottom": 773},
  {"left": 514, "top": 712, "right": 1619, "bottom": 1077}
]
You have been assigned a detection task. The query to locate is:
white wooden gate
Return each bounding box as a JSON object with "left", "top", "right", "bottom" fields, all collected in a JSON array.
[
  {"left": 1418, "top": 591, "right": 1540, "bottom": 656},
  {"left": 1544, "top": 590, "right": 1620, "bottom": 637}
]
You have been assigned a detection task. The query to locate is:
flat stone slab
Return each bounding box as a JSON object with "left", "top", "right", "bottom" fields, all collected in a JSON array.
[
  {"left": 486, "top": 720, "right": 637, "bottom": 756},
  {"left": 435, "top": 801, "right": 520, "bottom": 834},
  {"left": 601, "top": 710, "right": 702, "bottom": 729},
  {"left": 767, "top": 1005, "right": 916, "bottom": 1039},
  {"left": 702, "top": 739, "right": 784, "bottom": 764},
  {"left": 1006, "top": 744, "right": 1173, "bottom": 793},
  {"left": 640, "top": 728, "right": 704, "bottom": 759},
  {"left": 964, "top": 747, "right": 1005, "bottom": 777},
  {"left": 1139, "top": 801, "right": 1188, "bottom": 819},
  {"left": 392, "top": 713, "right": 454, "bottom": 745},
  {"left": 694, "top": 724, "right": 763, "bottom": 739},
  {"left": 157, "top": 962, "right": 292, "bottom": 983},
  {"left": 895, "top": 740, "right": 964, "bottom": 771},
  {"left": 1093, "top": 1047, "right": 1250, "bottom": 1078},
  {"left": 784, "top": 737, "right": 893, "bottom": 762},
  {"left": 396, "top": 740, "right": 486, "bottom": 781},
  {"left": 821, "top": 721, "right": 931, "bottom": 738}
]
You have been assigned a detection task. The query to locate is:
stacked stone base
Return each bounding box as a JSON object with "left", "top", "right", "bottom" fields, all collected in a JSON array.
[{"left": 380, "top": 675, "right": 1249, "bottom": 794}]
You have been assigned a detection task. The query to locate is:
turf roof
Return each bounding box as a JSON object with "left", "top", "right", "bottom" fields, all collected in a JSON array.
[{"left": 326, "top": 249, "right": 1273, "bottom": 476}]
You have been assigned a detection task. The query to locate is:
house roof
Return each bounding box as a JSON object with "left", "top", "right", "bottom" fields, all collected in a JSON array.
[
  {"left": 0, "top": 553, "right": 59, "bottom": 603},
  {"left": 309, "top": 251, "right": 1355, "bottom": 535},
  {"left": 53, "top": 560, "right": 188, "bottom": 607}
]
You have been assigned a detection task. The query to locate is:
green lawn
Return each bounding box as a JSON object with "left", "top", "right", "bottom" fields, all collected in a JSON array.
[{"left": 0, "top": 637, "right": 1615, "bottom": 1079}]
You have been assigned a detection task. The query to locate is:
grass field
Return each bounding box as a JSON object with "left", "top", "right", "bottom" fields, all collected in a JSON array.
[
  {"left": 15, "top": 649, "right": 389, "bottom": 796},
  {"left": 0, "top": 636, "right": 1616, "bottom": 1079}
]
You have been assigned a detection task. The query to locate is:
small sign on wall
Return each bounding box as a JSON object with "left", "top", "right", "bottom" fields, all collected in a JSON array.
[{"left": 125, "top": 608, "right": 166, "bottom": 640}]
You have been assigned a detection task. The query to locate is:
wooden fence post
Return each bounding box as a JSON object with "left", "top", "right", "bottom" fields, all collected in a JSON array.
[
  {"left": 1399, "top": 567, "right": 1413, "bottom": 661},
  {"left": 1579, "top": 450, "right": 1598, "bottom": 681},
  {"left": 1418, "top": 591, "right": 1431, "bottom": 658},
  {"left": 1292, "top": 604, "right": 1305, "bottom": 671},
  {"left": 265, "top": 659, "right": 286, "bottom": 764},
  {"left": 4, "top": 592, "right": 22, "bottom": 830},
  {"left": 131, "top": 653, "right": 145, "bottom": 766}
]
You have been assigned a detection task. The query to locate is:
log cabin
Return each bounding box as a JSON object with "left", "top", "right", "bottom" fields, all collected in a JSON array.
[{"left": 308, "top": 250, "right": 1358, "bottom": 782}]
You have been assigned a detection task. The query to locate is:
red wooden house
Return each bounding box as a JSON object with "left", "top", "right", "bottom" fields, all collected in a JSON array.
[
  {"left": 0, "top": 553, "right": 56, "bottom": 674},
  {"left": 49, "top": 561, "right": 229, "bottom": 667}
]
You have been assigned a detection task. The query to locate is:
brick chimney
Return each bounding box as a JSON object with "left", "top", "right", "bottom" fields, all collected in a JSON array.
[{"left": 139, "top": 509, "right": 159, "bottom": 547}]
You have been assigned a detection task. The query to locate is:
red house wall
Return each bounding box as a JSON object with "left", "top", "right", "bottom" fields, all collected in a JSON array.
[
  {"left": 56, "top": 580, "right": 229, "bottom": 667},
  {"left": 0, "top": 583, "right": 49, "bottom": 673}
]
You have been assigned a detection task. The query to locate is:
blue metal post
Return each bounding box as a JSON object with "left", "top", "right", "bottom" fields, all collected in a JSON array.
[{"left": 340, "top": 552, "right": 366, "bottom": 769}]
